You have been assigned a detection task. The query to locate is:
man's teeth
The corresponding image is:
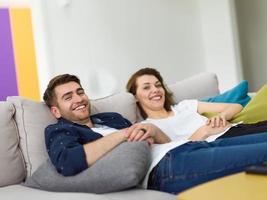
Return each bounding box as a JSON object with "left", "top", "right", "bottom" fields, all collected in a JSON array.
[{"left": 75, "top": 105, "right": 86, "bottom": 110}]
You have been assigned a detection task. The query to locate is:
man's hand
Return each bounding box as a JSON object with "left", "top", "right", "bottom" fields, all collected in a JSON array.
[
  {"left": 125, "top": 123, "right": 171, "bottom": 144},
  {"left": 126, "top": 123, "right": 156, "bottom": 142}
]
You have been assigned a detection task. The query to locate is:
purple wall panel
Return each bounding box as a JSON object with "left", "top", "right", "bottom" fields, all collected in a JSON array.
[{"left": 0, "top": 8, "right": 18, "bottom": 101}]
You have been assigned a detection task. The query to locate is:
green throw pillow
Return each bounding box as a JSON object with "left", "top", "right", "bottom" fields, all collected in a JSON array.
[{"left": 231, "top": 84, "right": 267, "bottom": 124}]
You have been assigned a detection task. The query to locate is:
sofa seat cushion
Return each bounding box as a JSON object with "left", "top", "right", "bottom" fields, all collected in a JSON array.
[
  {"left": 0, "top": 101, "right": 25, "bottom": 186},
  {"left": 0, "top": 185, "right": 175, "bottom": 200}
]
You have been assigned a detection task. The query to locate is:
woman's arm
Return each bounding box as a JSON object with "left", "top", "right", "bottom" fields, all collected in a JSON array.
[
  {"left": 188, "top": 123, "right": 232, "bottom": 141},
  {"left": 198, "top": 102, "right": 243, "bottom": 117},
  {"left": 197, "top": 102, "right": 243, "bottom": 127}
]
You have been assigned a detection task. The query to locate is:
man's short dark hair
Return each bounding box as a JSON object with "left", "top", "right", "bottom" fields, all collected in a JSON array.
[{"left": 43, "top": 74, "right": 82, "bottom": 108}]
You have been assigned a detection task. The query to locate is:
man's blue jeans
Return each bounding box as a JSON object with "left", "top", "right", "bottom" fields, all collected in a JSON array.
[{"left": 148, "top": 132, "right": 267, "bottom": 194}]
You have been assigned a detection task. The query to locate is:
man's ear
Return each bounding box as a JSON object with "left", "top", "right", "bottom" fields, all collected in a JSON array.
[{"left": 50, "top": 106, "right": 61, "bottom": 118}]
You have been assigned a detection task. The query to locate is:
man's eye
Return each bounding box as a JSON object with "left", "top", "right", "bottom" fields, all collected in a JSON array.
[
  {"left": 65, "top": 97, "right": 72, "bottom": 101},
  {"left": 77, "top": 90, "right": 85, "bottom": 95},
  {"left": 143, "top": 86, "right": 150, "bottom": 90}
]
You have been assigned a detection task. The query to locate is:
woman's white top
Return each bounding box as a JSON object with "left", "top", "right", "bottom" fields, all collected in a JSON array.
[
  {"left": 145, "top": 99, "right": 207, "bottom": 141},
  {"left": 141, "top": 99, "right": 233, "bottom": 188}
]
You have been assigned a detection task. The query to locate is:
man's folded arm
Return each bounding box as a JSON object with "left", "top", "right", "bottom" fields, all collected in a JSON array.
[
  {"left": 45, "top": 126, "right": 128, "bottom": 176},
  {"left": 83, "top": 129, "right": 128, "bottom": 166}
]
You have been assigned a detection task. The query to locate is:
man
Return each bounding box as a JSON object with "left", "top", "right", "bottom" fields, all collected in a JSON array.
[{"left": 43, "top": 74, "right": 170, "bottom": 176}]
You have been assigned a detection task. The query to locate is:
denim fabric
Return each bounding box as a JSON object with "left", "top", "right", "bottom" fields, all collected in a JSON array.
[{"left": 148, "top": 132, "right": 267, "bottom": 194}]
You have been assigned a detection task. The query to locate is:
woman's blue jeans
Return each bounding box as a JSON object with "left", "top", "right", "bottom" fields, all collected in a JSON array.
[{"left": 148, "top": 132, "right": 267, "bottom": 194}]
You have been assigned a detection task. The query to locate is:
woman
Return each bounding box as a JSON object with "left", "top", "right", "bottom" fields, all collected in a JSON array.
[
  {"left": 126, "top": 67, "right": 267, "bottom": 141},
  {"left": 125, "top": 67, "right": 267, "bottom": 194}
]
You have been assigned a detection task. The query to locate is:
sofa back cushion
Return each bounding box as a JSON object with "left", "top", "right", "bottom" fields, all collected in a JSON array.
[
  {"left": 0, "top": 101, "right": 26, "bottom": 186},
  {"left": 168, "top": 72, "right": 220, "bottom": 103},
  {"left": 91, "top": 92, "right": 137, "bottom": 123},
  {"left": 7, "top": 97, "right": 57, "bottom": 178}
]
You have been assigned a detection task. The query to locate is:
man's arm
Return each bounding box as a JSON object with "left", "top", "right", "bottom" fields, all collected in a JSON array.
[
  {"left": 83, "top": 129, "right": 128, "bottom": 166},
  {"left": 45, "top": 126, "right": 92, "bottom": 176}
]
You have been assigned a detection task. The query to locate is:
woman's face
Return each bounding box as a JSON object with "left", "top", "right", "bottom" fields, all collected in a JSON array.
[{"left": 135, "top": 75, "right": 166, "bottom": 114}]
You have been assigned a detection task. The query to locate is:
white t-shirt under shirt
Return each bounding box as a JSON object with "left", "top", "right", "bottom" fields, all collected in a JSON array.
[
  {"left": 91, "top": 124, "right": 118, "bottom": 136},
  {"left": 140, "top": 99, "right": 234, "bottom": 188}
]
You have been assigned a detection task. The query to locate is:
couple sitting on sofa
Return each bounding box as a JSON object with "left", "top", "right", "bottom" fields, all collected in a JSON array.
[{"left": 43, "top": 67, "right": 267, "bottom": 194}]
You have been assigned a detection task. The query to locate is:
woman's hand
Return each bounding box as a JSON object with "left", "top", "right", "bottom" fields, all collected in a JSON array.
[
  {"left": 204, "top": 123, "right": 231, "bottom": 136},
  {"left": 206, "top": 113, "right": 228, "bottom": 127},
  {"left": 145, "top": 137, "right": 155, "bottom": 146}
]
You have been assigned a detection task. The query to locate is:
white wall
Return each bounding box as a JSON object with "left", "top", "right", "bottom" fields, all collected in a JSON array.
[
  {"left": 4, "top": 0, "right": 242, "bottom": 98},
  {"left": 197, "top": 0, "right": 243, "bottom": 91},
  {"left": 39, "top": 0, "right": 209, "bottom": 99},
  {"left": 0, "top": 0, "right": 30, "bottom": 6}
]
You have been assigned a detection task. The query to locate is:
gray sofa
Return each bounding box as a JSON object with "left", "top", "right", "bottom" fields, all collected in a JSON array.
[{"left": 0, "top": 72, "right": 219, "bottom": 200}]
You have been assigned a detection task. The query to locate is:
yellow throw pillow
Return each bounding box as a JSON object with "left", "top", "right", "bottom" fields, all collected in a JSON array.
[{"left": 231, "top": 84, "right": 267, "bottom": 124}]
